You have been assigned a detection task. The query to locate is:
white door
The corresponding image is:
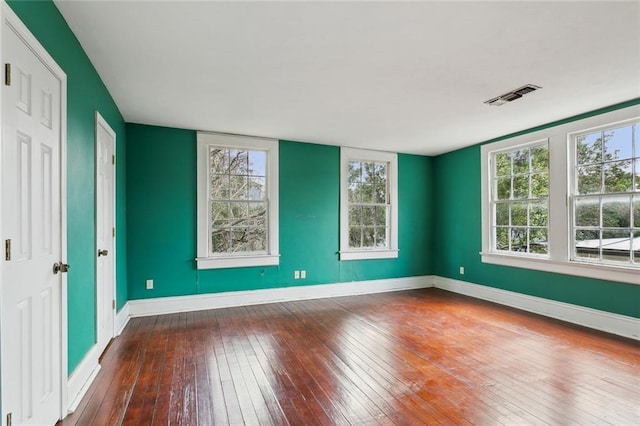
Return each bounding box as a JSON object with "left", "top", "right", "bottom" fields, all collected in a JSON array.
[
  {"left": 95, "top": 113, "right": 115, "bottom": 356},
  {"left": 1, "top": 16, "right": 64, "bottom": 426}
]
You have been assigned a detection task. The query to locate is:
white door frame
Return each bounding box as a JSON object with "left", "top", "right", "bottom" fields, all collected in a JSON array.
[
  {"left": 0, "top": 3, "right": 68, "bottom": 420},
  {"left": 95, "top": 111, "right": 116, "bottom": 355}
]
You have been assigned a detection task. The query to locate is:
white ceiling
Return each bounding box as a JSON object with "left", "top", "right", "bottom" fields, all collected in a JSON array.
[{"left": 54, "top": 0, "right": 640, "bottom": 156}]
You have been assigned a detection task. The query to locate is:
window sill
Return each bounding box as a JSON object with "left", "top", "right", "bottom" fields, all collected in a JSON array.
[
  {"left": 196, "top": 254, "right": 279, "bottom": 270},
  {"left": 340, "top": 249, "right": 399, "bottom": 261},
  {"left": 480, "top": 251, "right": 640, "bottom": 285}
]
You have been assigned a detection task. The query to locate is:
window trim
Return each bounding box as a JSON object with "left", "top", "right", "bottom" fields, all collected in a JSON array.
[
  {"left": 480, "top": 105, "right": 640, "bottom": 285},
  {"left": 196, "top": 132, "right": 279, "bottom": 269},
  {"left": 340, "top": 147, "right": 398, "bottom": 261}
]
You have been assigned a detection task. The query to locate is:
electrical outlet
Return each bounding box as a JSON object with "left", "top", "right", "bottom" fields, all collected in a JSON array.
[
  {"left": 294, "top": 270, "right": 300, "bottom": 279},
  {"left": 146, "top": 279, "right": 154, "bottom": 289},
  {"left": 459, "top": 267, "right": 465, "bottom": 275},
  {"left": 300, "top": 270, "right": 306, "bottom": 279}
]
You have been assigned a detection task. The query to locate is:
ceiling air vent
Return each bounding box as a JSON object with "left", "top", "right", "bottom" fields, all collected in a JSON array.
[{"left": 484, "top": 84, "right": 541, "bottom": 106}]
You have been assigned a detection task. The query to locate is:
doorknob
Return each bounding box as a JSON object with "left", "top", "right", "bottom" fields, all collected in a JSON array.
[
  {"left": 98, "top": 249, "right": 109, "bottom": 257},
  {"left": 53, "top": 262, "right": 70, "bottom": 274}
]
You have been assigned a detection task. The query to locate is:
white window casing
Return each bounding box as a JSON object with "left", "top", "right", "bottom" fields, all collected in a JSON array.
[
  {"left": 481, "top": 105, "right": 640, "bottom": 285},
  {"left": 196, "top": 132, "right": 279, "bottom": 269},
  {"left": 340, "top": 147, "right": 399, "bottom": 261}
]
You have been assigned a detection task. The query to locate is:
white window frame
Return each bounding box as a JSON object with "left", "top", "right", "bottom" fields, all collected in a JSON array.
[
  {"left": 489, "top": 138, "right": 550, "bottom": 257},
  {"left": 196, "top": 132, "right": 279, "bottom": 269},
  {"left": 340, "top": 147, "right": 398, "bottom": 261},
  {"left": 481, "top": 105, "right": 640, "bottom": 286}
]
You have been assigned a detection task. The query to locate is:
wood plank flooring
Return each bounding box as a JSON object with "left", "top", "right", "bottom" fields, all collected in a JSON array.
[{"left": 59, "top": 288, "right": 640, "bottom": 425}]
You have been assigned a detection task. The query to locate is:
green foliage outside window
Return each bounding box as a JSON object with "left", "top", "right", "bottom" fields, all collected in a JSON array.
[{"left": 493, "top": 142, "right": 549, "bottom": 254}]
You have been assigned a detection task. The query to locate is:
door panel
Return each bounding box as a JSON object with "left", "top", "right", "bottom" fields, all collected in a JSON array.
[
  {"left": 95, "top": 113, "right": 115, "bottom": 356},
  {"left": 1, "top": 20, "right": 62, "bottom": 425}
]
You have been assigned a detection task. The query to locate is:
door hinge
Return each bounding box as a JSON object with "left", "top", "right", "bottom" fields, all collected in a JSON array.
[
  {"left": 6, "top": 412, "right": 12, "bottom": 426},
  {"left": 5, "top": 239, "right": 11, "bottom": 261},
  {"left": 112, "top": 300, "right": 116, "bottom": 310},
  {"left": 5, "top": 63, "right": 11, "bottom": 86},
  {"left": 112, "top": 227, "right": 115, "bottom": 238},
  {"left": 112, "top": 154, "right": 115, "bottom": 165}
]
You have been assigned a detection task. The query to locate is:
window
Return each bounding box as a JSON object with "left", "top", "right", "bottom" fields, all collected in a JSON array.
[
  {"left": 340, "top": 147, "right": 398, "bottom": 260},
  {"left": 481, "top": 105, "right": 640, "bottom": 285},
  {"left": 491, "top": 141, "right": 549, "bottom": 255},
  {"left": 196, "top": 132, "right": 279, "bottom": 269},
  {"left": 571, "top": 122, "right": 640, "bottom": 265}
]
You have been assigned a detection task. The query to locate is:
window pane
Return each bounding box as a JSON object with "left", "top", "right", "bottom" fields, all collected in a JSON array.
[
  {"left": 604, "top": 160, "right": 633, "bottom": 193},
  {"left": 575, "top": 229, "right": 600, "bottom": 260},
  {"left": 229, "top": 202, "right": 248, "bottom": 223},
  {"left": 577, "top": 165, "right": 602, "bottom": 194},
  {"left": 602, "top": 196, "right": 631, "bottom": 228},
  {"left": 348, "top": 161, "right": 361, "bottom": 184},
  {"left": 348, "top": 182, "right": 361, "bottom": 203},
  {"left": 228, "top": 150, "right": 249, "bottom": 175},
  {"left": 529, "top": 201, "right": 548, "bottom": 227},
  {"left": 634, "top": 196, "right": 640, "bottom": 227},
  {"left": 248, "top": 151, "right": 266, "bottom": 176},
  {"left": 496, "top": 227, "right": 509, "bottom": 250},
  {"left": 513, "top": 175, "right": 529, "bottom": 199},
  {"left": 495, "top": 203, "right": 509, "bottom": 226},
  {"left": 374, "top": 184, "right": 387, "bottom": 203},
  {"left": 512, "top": 149, "right": 529, "bottom": 174},
  {"left": 211, "top": 229, "right": 230, "bottom": 253},
  {"left": 210, "top": 174, "right": 230, "bottom": 199},
  {"left": 362, "top": 227, "right": 375, "bottom": 247},
  {"left": 577, "top": 132, "right": 602, "bottom": 165},
  {"left": 360, "top": 184, "right": 374, "bottom": 203},
  {"left": 530, "top": 145, "right": 548, "bottom": 172},
  {"left": 374, "top": 227, "right": 387, "bottom": 247},
  {"left": 373, "top": 162, "right": 387, "bottom": 184},
  {"left": 248, "top": 228, "right": 266, "bottom": 252},
  {"left": 510, "top": 228, "right": 527, "bottom": 252},
  {"left": 209, "top": 148, "right": 227, "bottom": 174},
  {"left": 248, "top": 202, "right": 267, "bottom": 227},
  {"left": 349, "top": 227, "right": 361, "bottom": 248},
  {"left": 635, "top": 159, "right": 640, "bottom": 191},
  {"left": 230, "top": 175, "right": 247, "bottom": 199},
  {"left": 247, "top": 177, "right": 265, "bottom": 200},
  {"left": 530, "top": 228, "right": 548, "bottom": 254},
  {"left": 495, "top": 153, "right": 511, "bottom": 176},
  {"left": 575, "top": 197, "right": 600, "bottom": 227},
  {"left": 362, "top": 206, "right": 375, "bottom": 226},
  {"left": 531, "top": 172, "right": 548, "bottom": 197},
  {"left": 511, "top": 202, "right": 527, "bottom": 226},
  {"left": 497, "top": 178, "right": 511, "bottom": 200},
  {"left": 211, "top": 202, "right": 229, "bottom": 227},
  {"left": 604, "top": 126, "right": 633, "bottom": 161},
  {"left": 602, "top": 229, "right": 631, "bottom": 263},
  {"left": 349, "top": 205, "right": 362, "bottom": 226},
  {"left": 374, "top": 206, "right": 387, "bottom": 227}
]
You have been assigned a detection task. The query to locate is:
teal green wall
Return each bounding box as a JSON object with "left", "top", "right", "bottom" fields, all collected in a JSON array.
[
  {"left": 433, "top": 100, "right": 640, "bottom": 318},
  {"left": 7, "top": 0, "right": 128, "bottom": 372},
  {"left": 126, "top": 124, "right": 433, "bottom": 299}
]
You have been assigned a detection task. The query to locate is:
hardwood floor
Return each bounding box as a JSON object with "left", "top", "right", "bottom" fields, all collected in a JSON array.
[{"left": 59, "top": 288, "right": 640, "bottom": 425}]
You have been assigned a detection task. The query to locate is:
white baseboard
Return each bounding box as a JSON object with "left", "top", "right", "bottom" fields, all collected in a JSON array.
[
  {"left": 66, "top": 344, "right": 101, "bottom": 413},
  {"left": 127, "top": 275, "right": 434, "bottom": 318},
  {"left": 115, "top": 302, "right": 130, "bottom": 335},
  {"left": 434, "top": 276, "right": 640, "bottom": 341}
]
